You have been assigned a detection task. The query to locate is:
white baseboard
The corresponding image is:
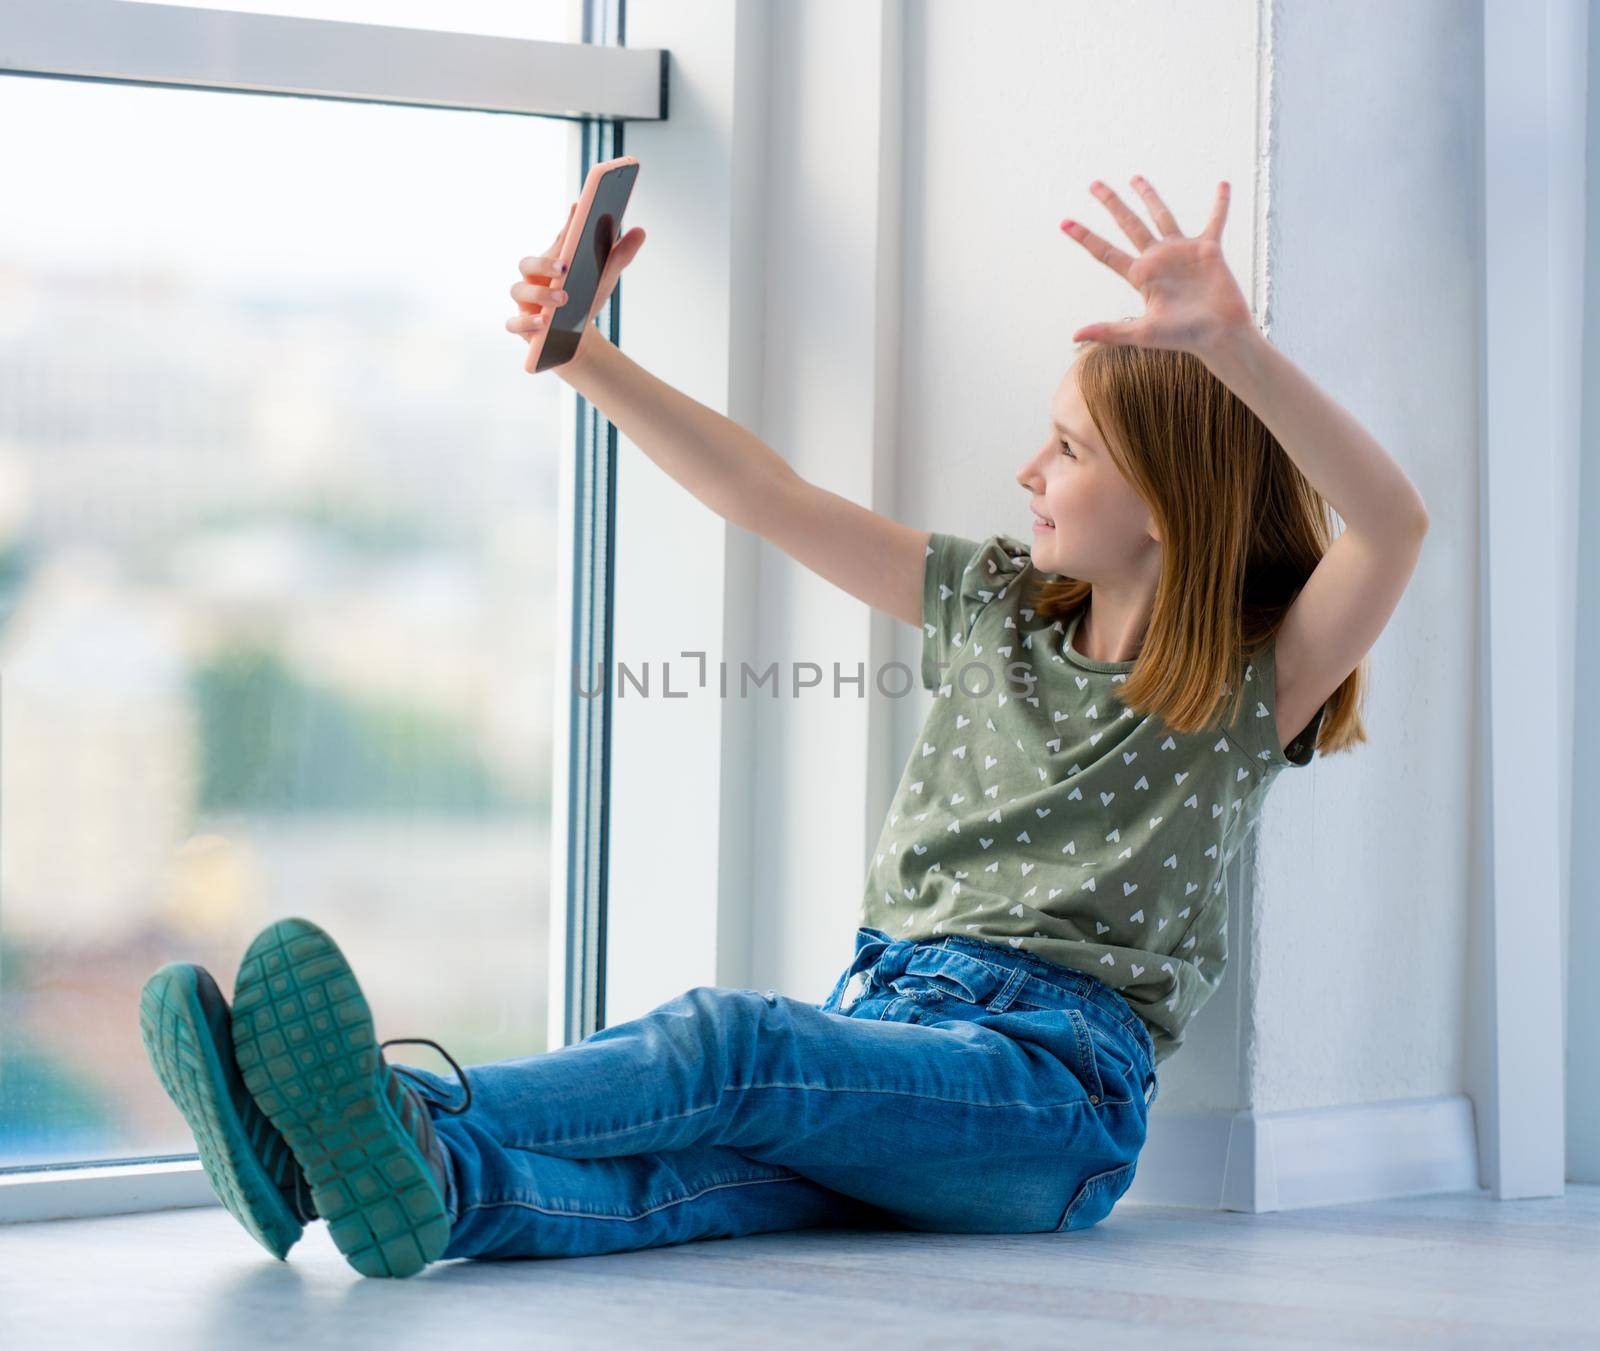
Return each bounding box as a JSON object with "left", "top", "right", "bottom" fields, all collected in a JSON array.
[
  {"left": 1127, "top": 1093, "right": 1482, "bottom": 1213},
  {"left": 0, "top": 1160, "right": 218, "bottom": 1225},
  {"left": 5, "top": 1095, "right": 1484, "bottom": 1226}
]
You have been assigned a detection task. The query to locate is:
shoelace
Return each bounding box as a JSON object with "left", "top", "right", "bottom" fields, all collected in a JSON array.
[{"left": 379, "top": 1036, "right": 474, "bottom": 1115}]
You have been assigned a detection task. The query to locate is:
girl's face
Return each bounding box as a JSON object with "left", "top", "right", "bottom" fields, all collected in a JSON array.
[{"left": 1015, "top": 364, "right": 1160, "bottom": 580}]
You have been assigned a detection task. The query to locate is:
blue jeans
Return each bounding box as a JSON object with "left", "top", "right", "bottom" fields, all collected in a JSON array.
[{"left": 393, "top": 925, "right": 1158, "bottom": 1261}]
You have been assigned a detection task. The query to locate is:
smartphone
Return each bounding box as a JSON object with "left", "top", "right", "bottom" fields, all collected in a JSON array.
[{"left": 525, "top": 155, "right": 640, "bottom": 373}]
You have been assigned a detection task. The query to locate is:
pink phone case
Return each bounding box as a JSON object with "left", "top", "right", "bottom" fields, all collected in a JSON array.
[{"left": 523, "top": 154, "right": 639, "bottom": 374}]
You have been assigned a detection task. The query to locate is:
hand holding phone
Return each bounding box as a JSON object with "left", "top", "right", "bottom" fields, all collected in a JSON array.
[{"left": 509, "top": 155, "right": 644, "bottom": 373}]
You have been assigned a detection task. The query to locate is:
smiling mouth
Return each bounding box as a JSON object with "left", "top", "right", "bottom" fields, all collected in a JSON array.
[{"left": 1032, "top": 511, "right": 1055, "bottom": 528}]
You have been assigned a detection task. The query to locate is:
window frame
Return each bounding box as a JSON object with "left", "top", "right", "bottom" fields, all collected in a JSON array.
[{"left": 0, "top": 0, "right": 661, "bottom": 1225}]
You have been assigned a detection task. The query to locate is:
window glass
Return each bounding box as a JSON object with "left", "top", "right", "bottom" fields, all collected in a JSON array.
[
  {"left": 116, "top": 0, "right": 578, "bottom": 43},
  {"left": 0, "top": 73, "right": 566, "bottom": 1169}
]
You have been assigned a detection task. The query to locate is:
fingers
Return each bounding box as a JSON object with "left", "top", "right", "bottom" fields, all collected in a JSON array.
[
  {"left": 1198, "top": 180, "right": 1230, "bottom": 242},
  {"left": 546, "top": 201, "right": 576, "bottom": 252},
  {"left": 507, "top": 268, "right": 568, "bottom": 341},
  {"left": 1060, "top": 218, "right": 1136, "bottom": 278},
  {"left": 507, "top": 204, "right": 578, "bottom": 346},
  {"left": 600, "top": 227, "right": 644, "bottom": 280},
  {"left": 1128, "top": 174, "right": 1181, "bottom": 237},
  {"left": 547, "top": 207, "right": 572, "bottom": 254},
  {"left": 518, "top": 253, "right": 569, "bottom": 282},
  {"left": 1072, "top": 173, "right": 1221, "bottom": 255},
  {"left": 506, "top": 311, "right": 547, "bottom": 338},
  {"left": 1088, "top": 179, "right": 1157, "bottom": 251},
  {"left": 523, "top": 204, "right": 579, "bottom": 278},
  {"left": 510, "top": 277, "right": 568, "bottom": 304},
  {"left": 1070, "top": 317, "right": 1145, "bottom": 346}
]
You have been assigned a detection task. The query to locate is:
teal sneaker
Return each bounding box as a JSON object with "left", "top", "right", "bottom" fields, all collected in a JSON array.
[
  {"left": 138, "top": 961, "right": 319, "bottom": 1261},
  {"left": 230, "top": 916, "right": 472, "bottom": 1280}
]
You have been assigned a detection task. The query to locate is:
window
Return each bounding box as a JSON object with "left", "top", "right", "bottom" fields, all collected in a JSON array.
[
  {"left": 0, "top": 0, "right": 661, "bottom": 1199},
  {"left": 117, "top": 0, "right": 577, "bottom": 42}
]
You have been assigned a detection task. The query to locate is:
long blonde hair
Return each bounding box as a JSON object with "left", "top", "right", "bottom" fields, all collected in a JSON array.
[{"left": 1026, "top": 340, "right": 1366, "bottom": 754}]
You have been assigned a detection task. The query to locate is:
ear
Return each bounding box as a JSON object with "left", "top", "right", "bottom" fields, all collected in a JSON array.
[{"left": 1138, "top": 497, "right": 1162, "bottom": 546}]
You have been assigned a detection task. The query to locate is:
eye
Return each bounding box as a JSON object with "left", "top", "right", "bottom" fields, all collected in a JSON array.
[{"left": 1058, "top": 438, "right": 1077, "bottom": 459}]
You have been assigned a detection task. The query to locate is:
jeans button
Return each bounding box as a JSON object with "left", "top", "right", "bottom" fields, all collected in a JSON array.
[{"left": 1089, "top": 1094, "right": 1100, "bottom": 1105}]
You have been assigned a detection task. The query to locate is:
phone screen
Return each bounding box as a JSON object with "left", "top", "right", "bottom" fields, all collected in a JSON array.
[{"left": 535, "top": 161, "right": 639, "bottom": 372}]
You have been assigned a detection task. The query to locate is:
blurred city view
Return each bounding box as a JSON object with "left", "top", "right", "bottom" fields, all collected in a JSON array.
[{"left": 0, "top": 71, "right": 571, "bottom": 1169}]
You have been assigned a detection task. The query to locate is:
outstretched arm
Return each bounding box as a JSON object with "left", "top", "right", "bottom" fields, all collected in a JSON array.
[{"left": 558, "top": 330, "right": 928, "bottom": 630}]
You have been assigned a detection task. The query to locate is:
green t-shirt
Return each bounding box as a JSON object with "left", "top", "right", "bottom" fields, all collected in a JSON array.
[{"left": 860, "top": 531, "right": 1324, "bottom": 1066}]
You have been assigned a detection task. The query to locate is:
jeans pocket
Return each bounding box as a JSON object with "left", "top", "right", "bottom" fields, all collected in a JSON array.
[
  {"left": 1064, "top": 1007, "right": 1109, "bottom": 1107},
  {"left": 1055, "top": 1159, "right": 1136, "bottom": 1233},
  {"left": 889, "top": 973, "right": 982, "bottom": 1008},
  {"left": 916, "top": 969, "right": 988, "bottom": 1007},
  {"left": 880, "top": 970, "right": 999, "bottom": 1028},
  {"left": 1084, "top": 1021, "right": 1143, "bottom": 1109},
  {"left": 882, "top": 983, "right": 957, "bottom": 1027}
]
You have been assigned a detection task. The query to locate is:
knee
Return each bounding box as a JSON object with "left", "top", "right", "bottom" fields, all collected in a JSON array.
[
  {"left": 1056, "top": 1159, "right": 1137, "bottom": 1233},
  {"left": 681, "top": 984, "right": 781, "bottom": 1013},
  {"left": 667, "top": 985, "right": 786, "bottom": 1039}
]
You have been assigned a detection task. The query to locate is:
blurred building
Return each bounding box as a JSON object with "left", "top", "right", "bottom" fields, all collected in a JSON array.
[{"left": 0, "top": 550, "right": 202, "bottom": 946}]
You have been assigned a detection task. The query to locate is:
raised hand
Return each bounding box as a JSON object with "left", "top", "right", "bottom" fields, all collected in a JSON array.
[
  {"left": 1060, "top": 176, "right": 1252, "bottom": 356},
  {"left": 507, "top": 201, "right": 647, "bottom": 371},
  {"left": 508, "top": 202, "right": 576, "bottom": 344}
]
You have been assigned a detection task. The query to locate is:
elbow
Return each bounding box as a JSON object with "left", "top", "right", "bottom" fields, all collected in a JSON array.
[{"left": 1403, "top": 490, "right": 1430, "bottom": 537}]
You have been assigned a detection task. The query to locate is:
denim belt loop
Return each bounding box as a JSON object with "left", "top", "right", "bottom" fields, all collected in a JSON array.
[
  {"left": 863, "top": 937, "right": 917, "bottom": 992},
  {"left": 985, "top": 965, "right": 1028, "bottom": 1014},
  {"left": 829, "top": 930, "right": 900, "bottom": 1011}
]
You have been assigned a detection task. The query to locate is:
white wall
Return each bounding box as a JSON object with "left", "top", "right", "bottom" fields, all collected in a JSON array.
[
  {"left": 745, "top": 0, "right": 909, "bottom": 1004},
  {"left": 608, "top": 0, "right": 1492, "bottom": 1143},
  {"left": 1248, "top": 0, "right": 1480, "bottom": 1113},
  {"left": 602, "top": 0, "right": 773, "bottom": 1020},
  {"left": 746, "top": 0, "right": 1476, "bottom": 1119}
]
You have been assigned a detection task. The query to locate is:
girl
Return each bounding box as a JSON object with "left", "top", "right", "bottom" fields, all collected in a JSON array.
[{"left": 140, "top": 175, "right": 1427, "bottom": 1278}]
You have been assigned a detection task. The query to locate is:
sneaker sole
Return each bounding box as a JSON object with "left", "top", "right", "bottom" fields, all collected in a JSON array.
[
  {"left": 230, "top": 917, "right": 451, "bottom": 1279},
  {"left": 137, "top": 963, "right": 310, "bottom": 1261}
]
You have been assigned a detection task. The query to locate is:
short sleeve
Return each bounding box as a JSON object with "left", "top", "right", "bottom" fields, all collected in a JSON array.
[
  {"left": 920, "top": 531, "right": 1030, "bottom": 692},
  {"left": 1233, "top": 634, "right": 1325, "bottom": 771}
]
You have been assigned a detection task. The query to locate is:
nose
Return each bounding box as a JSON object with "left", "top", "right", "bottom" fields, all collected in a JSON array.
[{"left": 1016, "top": 442, "right": 1048, "bottom": 491}]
